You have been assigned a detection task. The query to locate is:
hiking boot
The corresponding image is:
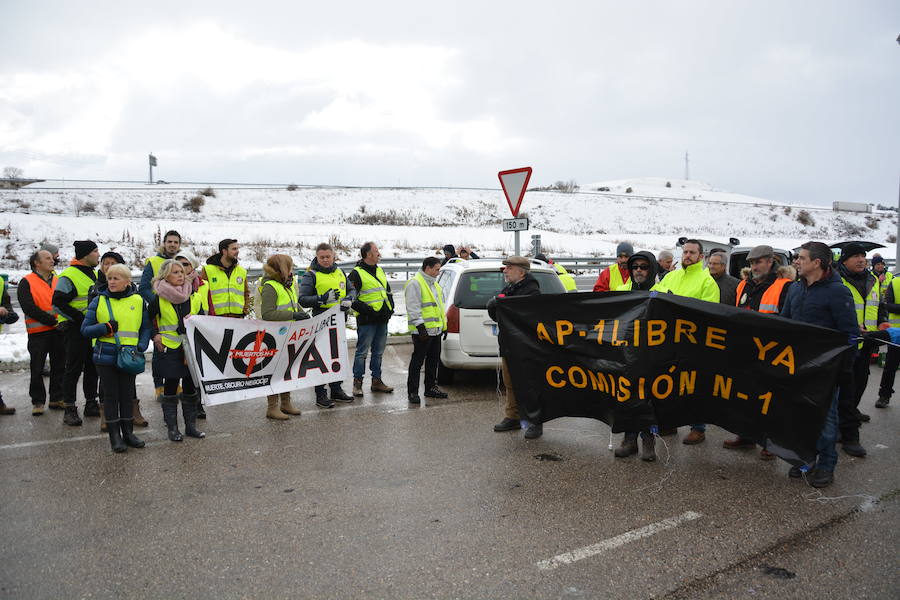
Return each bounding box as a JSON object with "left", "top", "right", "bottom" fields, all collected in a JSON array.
[
  {"left": 315, "top": 388, "right": 334, "bottom": 409},
  {"left": 614, "top": 434, "right": 639, "bottom": 458},
  {"left": 408, "top": 393, "right": 421, "bottom": 405},
  {"left": 493, "top": 417, "right": 520, "bottom": 432},
  {"left": 47, "top": 401, "right": 65, "bottom": 410},
  {"left": 63, "top": 406, "right": 82, "bottom": 426},
  {"left": 682, "top": 430, "right": 706, "bottom": 445},
  {"left": 856, "top": 410, "right": 870, "bottom": 423},
  {"left": 371, "top": 378, "right": 394, "bottom": 393},
  {"left": 423, "top": 387, "right": 448, "bottom": 399},
  {"left": 279, "top": 392, "right": 302, "bottom": 415},
  {"left": 83, "top": 400, "right": 100, "bottom": 417},
  {"left": 266, "top": 395, "right": 289, "bottom": 420},
  {"left": 331, "top": 387, "right": 354, "bottom": 402},
  {"left": 32, "top": 404, "right": 45, "bottom": 416},
  {"left": 352, "top": 378, "right": 364, "bottom": 397},
  {"left": 810, "top": 469, "right": 834, "bottom": 488},
  {"left": 722, "top": 436, "right": 755, "bottom": 449},
  {"left": 842, "top": 442, "right": 867, "bottom": 457},
  {"left": 524, "top": 423, "right": 543, "bottom": 439},
  {"left": 132, "top": 398, "right": 148, "bottom": 427},
  {"left": 875, "top": 396, "right": 890, "bottom": 408},
  {"left": 640, "top": 435, "right": 657, "bottom": 462}
]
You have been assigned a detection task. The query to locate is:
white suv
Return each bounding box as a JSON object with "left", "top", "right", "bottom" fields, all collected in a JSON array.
[{"left": 435, "top": 258, "right": 567, "bottom": 384}]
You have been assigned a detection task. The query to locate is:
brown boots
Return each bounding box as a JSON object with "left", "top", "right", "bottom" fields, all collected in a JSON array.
[
  {"left": 132, "top": 398, "right": 148, "bottom": 427},
  {"left": 352, "top": 378, "right": 363, "bottom": 397},
  {"left": 370, "top": 378, "right": 394, "bottom": 393},
  {"left": 266, "top": 394, "right": 300, "bottom": 420}
]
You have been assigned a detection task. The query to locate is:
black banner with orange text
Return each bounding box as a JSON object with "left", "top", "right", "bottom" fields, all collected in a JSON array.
[{"left": 496, "top": 291, "right": 853, "bottom": 464}]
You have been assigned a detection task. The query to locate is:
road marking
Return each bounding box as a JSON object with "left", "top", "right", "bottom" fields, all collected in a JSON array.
[
  {"left": 536, "top": 511, "right": 702, "bottom": 570},
  {"left": 0, "top": 431, "right": 232, "bottom": 451}
]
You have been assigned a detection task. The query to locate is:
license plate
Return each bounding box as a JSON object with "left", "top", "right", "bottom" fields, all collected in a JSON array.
[{"left": 491, "top": 324, "right": 499, "bottom": 336}]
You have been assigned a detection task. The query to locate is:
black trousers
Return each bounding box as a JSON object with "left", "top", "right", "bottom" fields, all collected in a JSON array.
[
  {"left": 878, "top": 345, "right": 900, "bottom": 399},
  {"left": 407, "top": 335, "right": 441, "bottom": 394},
  {"left": 95, "top": 364, "right": 136, "bottom": 423},
  {"left": 163, "top": 377, "right": 197, "bottom": 396},
  {"left": 839, "top": 342, "right": 874, "bottom": 442},
  {"left": 62, "top": 324, "right": 98, "bottom": 407},
  {"left": 27, "top": 330, "right": 65, "bottom": 405}
]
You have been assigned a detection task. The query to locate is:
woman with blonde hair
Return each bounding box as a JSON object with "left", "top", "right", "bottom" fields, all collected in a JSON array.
[
  {"left": 149, "top": 258, "right": 205, "bottom": 441},
  {"left": 259, "top": 254, "right": 309, "bottom": 419},
  {"left": 81, "top": 264, "right": 152, "bottom": 452}
]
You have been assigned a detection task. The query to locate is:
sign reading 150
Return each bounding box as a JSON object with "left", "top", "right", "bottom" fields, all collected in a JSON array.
[{"left": 502, "top": 218, "right": 529, "bottom": 232}]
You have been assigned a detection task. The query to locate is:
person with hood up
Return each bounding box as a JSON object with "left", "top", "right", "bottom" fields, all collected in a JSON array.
[
  {"left": 202, "top": 239, "right": 249, "bottom": 318},
  {"left": 149, "top": 259, "right": 206, "bottom": 442},
  {"left": 259, "top": 254, "right": 310, "bottom": 420},
  {"left": 593, "top": 242, "right": 632, "bottom": 292},
  {"left": 612, "top": 251, "right": 660, "bottom": 460},
  {"left": 80, "top": 264, "right": 152, "bottom": 453},
  {"left": 298, "top": 242, "right": 356, "bottom": 408}
]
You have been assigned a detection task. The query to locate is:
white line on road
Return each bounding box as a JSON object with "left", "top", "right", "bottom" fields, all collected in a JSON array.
[
  {"left": 0, "top": 431, "right": 232, "bottom": 451},
  {"left": 536, "top": 511, "right": 703, "bottom": 571}
]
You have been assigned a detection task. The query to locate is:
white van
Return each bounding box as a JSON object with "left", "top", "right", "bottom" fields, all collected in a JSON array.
[{"left": 435, "top": 258, "right": 566, "bottom": 383}]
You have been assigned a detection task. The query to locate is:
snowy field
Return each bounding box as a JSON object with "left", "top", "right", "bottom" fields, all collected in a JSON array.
[{"left": 1, "top": 176, "right": 896, "bottom": 363}]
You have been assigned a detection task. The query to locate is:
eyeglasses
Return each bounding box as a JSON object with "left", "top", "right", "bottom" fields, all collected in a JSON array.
[{"left": 631, "top": 264, "right": 650, "bottom": 271}]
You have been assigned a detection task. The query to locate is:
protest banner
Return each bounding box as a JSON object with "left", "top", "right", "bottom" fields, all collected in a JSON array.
[
  {"left": 496, "top": 291, "right": 853, "bottom": 464},
  {"left": 184, "top": 307, "right": 348, "bottom": 405}
]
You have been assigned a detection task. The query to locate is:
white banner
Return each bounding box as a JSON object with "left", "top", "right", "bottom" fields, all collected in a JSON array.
[{"left": 183, "top": 307, "right": 349, "bottom": 405}]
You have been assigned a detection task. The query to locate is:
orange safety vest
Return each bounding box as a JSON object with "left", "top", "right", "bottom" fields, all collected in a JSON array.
[
  {"left": 23, "top": 272, "right": 59, "bottom": 335},
  {"left": 735, "top": 278, "right": 791, "bottom": 314}
]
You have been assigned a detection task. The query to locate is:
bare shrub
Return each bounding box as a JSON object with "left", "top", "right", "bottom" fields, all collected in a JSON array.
[
  {"left": 183, "top": 195, "right": 205, "bottom": 212},
  {"left": 796, "top": 210, "right": 815, "bottom": 227},
  {"left": 865, "top": 215, "right": 880, "bottom": 230},
  {"left": 72, "top": 198, "right": 84, "bottom": 217},
  {"left": 328, "top": 234, "right": 351, "bottom": 253},
  {"left": 625, "top": 187, "right": 633, "bottom": 194},
  {"left": 82, "top": 201, "right": 97, "bottom": 213},
  {"left": 553, "top": 180, "right": 579, "bottom": 193},
  {"left": 888, "top": 234, "right": 897, "bottom": 244},
  {"left": 199, "top": 187, "right": 216, "bottom": 198},
  {"left": 834, "top": 217, "right": 865, "bottom": 238},
  {"left": 783, "top": 206, "right": 792, "bottom": 215},
  {"left": 286, "top": 184, "right": 299, "bottom": 191},
  {"left": 103, "top": 201, "right": 116, "bottom": 218}
]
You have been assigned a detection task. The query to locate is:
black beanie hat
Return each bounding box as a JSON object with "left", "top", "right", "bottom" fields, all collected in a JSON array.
[
  {"left": 839, "top": 243, "right": 866, "bottom": 263},
  {"left": 100, "top": 251, "right": 125, "bottom": 264},
  {"left": 74, "top": 240, "right": 98, "bottom": 259}
]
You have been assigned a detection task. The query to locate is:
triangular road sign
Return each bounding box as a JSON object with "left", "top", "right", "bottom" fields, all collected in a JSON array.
[{"left": 498, "top": 167, "right": 532, "bottom": 217}]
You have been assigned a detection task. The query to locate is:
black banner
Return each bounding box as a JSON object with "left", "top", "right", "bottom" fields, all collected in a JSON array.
[{"left": 496, "top": 291, "right": 852, "bottom": 464}]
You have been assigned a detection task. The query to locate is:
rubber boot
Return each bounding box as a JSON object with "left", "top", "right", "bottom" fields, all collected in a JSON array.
[
  {"left": 640, "top": 434, "right": 657, "bottom": 462},
  {"left": 266, "top": 395, "right": 289, "bottom": 420},
  {"left": 181, "top": 392, "right": 206, "bottom": 439},
  {"left": 63, "top": 405, "right": 83, "bottom": 426},
  {"left": 107, "top": 419, "right": 126, "bottom": 453},
  {"left": 196, "top": 400, "right": 207, "bottom": 420},
  {"left": 132, "top": 398, "right": 148, "bottom": 427},
  {"left": 614, "top": 433, "right": 639, "bottom": 458},
  {"left": 161, "top": 395, "right": 183, "bottom": 441},
  {"left": 280, "top": 392, "right": 302, "bottom": 415},
  {"left": 120, "top": 420, "right": 145, "bottom": 448}
]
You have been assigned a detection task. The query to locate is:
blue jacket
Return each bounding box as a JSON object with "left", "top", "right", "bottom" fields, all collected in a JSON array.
[
  {"left": 81, "top": 287, "right": 152, "bottom": 366},
  {"left": 139, "top": 253, "right": 167, "bottom": 304},
  {"left": 780, "top": 268, "right": 859, "bottom": 344}
]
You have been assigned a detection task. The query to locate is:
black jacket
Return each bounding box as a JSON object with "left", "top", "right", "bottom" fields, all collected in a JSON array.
[
  {"left": 52, "top": 263, "right": 97, "bottom": 325},
  {"left": 347, "top": 261, "right": 394, "bottom": 326},
  {"left": 298, "top": 258, "right": 357, "bottom": 316},
  {"left": 712, "top": 273, "right": 741, "bottom": 307},
  {"left": 487, "top": 272, "right": 541, "bottom": 356}
]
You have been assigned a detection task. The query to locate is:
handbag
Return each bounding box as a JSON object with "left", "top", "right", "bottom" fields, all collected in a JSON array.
[{"left": 105, "top": 296, "right": 146, "bottom": 375}]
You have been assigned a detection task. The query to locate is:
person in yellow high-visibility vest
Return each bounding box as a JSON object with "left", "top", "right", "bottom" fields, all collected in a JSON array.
[
  {"left": 52, "top": 240, "right": 100, "bottom": 427},
  {"left": 202, "top": 238, "right": 249, "bottom": 317},
  {"left": 593, "top": 242, "right": 633, "bottom": 292},
  {"left": 535, "top": 253, "right": 577, "bottom": 292},
  {"left": 347, "top": 241, "right": 395, "bottom": 396},
  {"left": 139, "top": 229, "right": 182, "bottom": 400},
  {"left": 877, "top": 272, "right": 900, "bottom": 409},
  {"left": 298, "top": 242, "right": 356, "bottom": 407},
  {"left": 404, "top": 257, "right": 448, "bottom": 404}
]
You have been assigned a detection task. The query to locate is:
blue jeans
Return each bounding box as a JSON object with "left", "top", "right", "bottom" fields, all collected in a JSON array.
[
  {"left": 353, "top": 322, "right": 388, "bottom": 379},
  {"left": 691, "top": 424, "right": 706, "bottom": 432},
  {"left": 815, "top": 390, "right": 840, "bottom": 472}
]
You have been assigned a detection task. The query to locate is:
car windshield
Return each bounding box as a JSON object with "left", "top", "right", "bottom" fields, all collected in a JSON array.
[{"left": 453, "top": 271, "right": 564, "bottom": 309}]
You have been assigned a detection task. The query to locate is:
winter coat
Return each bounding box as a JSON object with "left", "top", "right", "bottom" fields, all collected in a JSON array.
[
  {"left": 258, "top": 274, "right": 309, "bottom": 322},
  {"left": 52, "top": 260, "right": 98, "bottom": 325},
  {"left": 780, "top": 268, "right": 858, "bottom": 343},
  {"left": 651, "top": 261, "right": 719, "bottom": 302},
  {"left": 615, "top": 251, "right": 659, "bottom": 291},
  {"left": 487, "top": 272, "right": 542, "bottom": 357},
  {"left": 139, "top": 252, "right": 169, "bottom": 304},
  {"left": 298, "top": 258, "right": 357, "bottom": 316},
  {"left": 712, "top": 272, "right": 741, "bottom": 307},
  {"left": 736, "top": 267, "right": 794, "bottom": 312},
  {"left": 347, "top": 260, "right": 394, "bottom": 326},
  {"left": 81, "top": 287, "right": 152, "bottom": 366}
]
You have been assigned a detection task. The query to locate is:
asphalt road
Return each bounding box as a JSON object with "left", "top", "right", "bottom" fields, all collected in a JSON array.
[{"left": 0, "top": 343, "right": 897, "bottom": 599}]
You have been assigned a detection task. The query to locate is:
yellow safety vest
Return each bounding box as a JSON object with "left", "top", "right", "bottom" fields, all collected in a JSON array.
[
  {"left": 554, "top": 262, "right": 578, "bottom": 292},
  {"left": 157, "top": 293, "right": 202, "bottom": 349},
  {"left": 404, "top": 272, "right": 446, "bottom": 333},
  {"left": 0, "top": 276, "right": 5, "bottom": 333},
  {"left": 205, "top": 264, "right": 248, "bottom": 315},
  {"left": 887, "top": 276, "right": 900, "bottom": 327},
  {"left": 57, "top": 265, "right": 96, "bottom": 321},
  {"left": 609, "top": 263, "right": 626, "bottom": 291},
  {"left": 263, "top": 279, "right": 300, "bottom": 314},
  {"left": 313, "top": 268, "right": 347, "bottom": 309},
  {"left": 842, "top": 275, "right": 879, "bottom": 348},
  {"left": 195, "top": 279, "right": 210, "bottom": 314},
  {"left": 96, "top": 294, "right": 144, "bottom": 346},
  {"left": 879, "top": 271, "right": 894, "bottom": 297},
  {"left": 147, "top": 255, "right": 167, "bottom": 278},
  {"left": 353, "top": 266, "right": 392, "bottom": 315}
]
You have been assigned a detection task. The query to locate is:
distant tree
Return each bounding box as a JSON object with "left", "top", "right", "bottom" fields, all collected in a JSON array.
[
  {"left": 3, "top": 166, "right": 23, "bottom": 179},
  {"left": 665, "top": 181, "right": 672, "bottom": 188},
  {"left": 625, "top": 187, "right": 633, "bottom": 194}
]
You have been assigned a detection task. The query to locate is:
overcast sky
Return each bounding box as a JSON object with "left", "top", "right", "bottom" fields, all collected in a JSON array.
[{"left": 1, "top": 1, "right": 898, "bottom": 205}]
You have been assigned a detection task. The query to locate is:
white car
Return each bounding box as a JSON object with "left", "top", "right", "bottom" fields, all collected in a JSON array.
[{"left": 435, "top": 258, "right": 567, "bottom": 383}]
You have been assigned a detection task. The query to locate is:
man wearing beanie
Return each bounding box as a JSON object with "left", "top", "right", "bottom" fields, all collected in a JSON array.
[
  {"left": 53, "top": 240, "right": 100, "bottom": 425},
  {"left": 836, "top": 243, "right": 881, "bottom": 457},
  {"left": 202, "top": 239, "right": 249, "bottom": 317},
  {"left": 593, "top": 241, "right": 633, "bottom": 292}
]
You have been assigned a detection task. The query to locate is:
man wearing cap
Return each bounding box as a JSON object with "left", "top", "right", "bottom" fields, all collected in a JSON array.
[
  {"left": 53, "top": 241, "right": 100, "bottom": 426},
  {"left": 488, "top": 256, "right": 543, "bottom": 438},
  {"left": 725, "top": 245, "right": 794, "bottom": 458},
  {"left": 593, "top": 242, "right": 633, "bottom": 292},
  {"left": 203, "top": 239, "right": 249, "bottom": 318},
  {"left": 837, "top": 242, "right": 882, "bottom": 457},
  {"left": 651, "top": 239, "right": 719, "bottom": 444}
]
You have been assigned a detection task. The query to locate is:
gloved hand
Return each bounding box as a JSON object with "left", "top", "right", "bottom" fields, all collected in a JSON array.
[
  {"left": 106, "top": 320, "right": 119, "bottom": 334},
  {"left": 340, "top": 299, "right": 352, "bottom": 311},
  {"left": 416, "top": 324, "right": 430, "bottom": 342},
  {"left": 56, "top": 320, "right": 70, "bottom": 332},
  {"left": 319, "top": 289, "right": 337, "bottom": 305},
  {"left": 2, "top": 310, "right": 18, "bottom": 325}
]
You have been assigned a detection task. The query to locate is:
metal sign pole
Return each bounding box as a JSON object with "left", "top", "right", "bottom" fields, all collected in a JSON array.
[{"left": 514, "top": 230, "right": 520, "bottom": 256}]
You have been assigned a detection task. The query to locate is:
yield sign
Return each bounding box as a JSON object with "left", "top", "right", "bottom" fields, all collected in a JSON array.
[{"left": 498, "top": 166, "right": 532, "bottom": 217}]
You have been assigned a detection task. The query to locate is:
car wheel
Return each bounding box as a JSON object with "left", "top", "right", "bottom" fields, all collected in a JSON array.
[{"left": 437, "top": 361, "right": 455, "bottom": 385}]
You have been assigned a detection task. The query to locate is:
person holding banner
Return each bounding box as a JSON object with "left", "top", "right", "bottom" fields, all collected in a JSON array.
[
  {"left": 298, "top": 243, "right": 356, "bottom": 408},
  {"left": 348, "top": 242, "right": 395, "bottom": 397},
  {"left": 175, "top": 250, "right": 210, "bottom": 420},
  {"left": 150, "top": 259, "right": 206, "bottom": 442},
  {"left": 259, "top": 254, "right": 309, "bottom": 420},
  {"left": 651, "top": 239, "right": 719, "bottom": 444},
  {"left": 488, "top": 256, "right": 543, "bottom": 438},
  {"left": 202, "top": 239, "right": 249, "bottom": 318},
  {"left": 780, "top": 241, "right": 858, "bottom": 488},
  {"left": 404, "top": 256, "right": 449, "bottom": 404},
  {"left": 80, "top": 264, "right": 152, "bottom": 453}
]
